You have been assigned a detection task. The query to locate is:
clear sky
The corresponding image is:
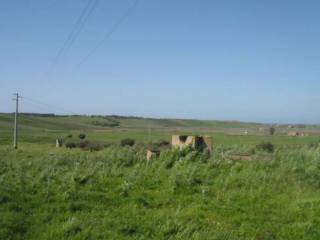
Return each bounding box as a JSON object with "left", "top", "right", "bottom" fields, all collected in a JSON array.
[{"left": 1, "top": 0, "right": 320, "bottom": 124}]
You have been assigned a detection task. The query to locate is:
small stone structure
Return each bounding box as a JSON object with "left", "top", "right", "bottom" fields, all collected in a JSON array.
[
  {"left": 146, "top": 149, "right": 161, "bottom": 161},
  {"left": 171, "top": 135, "right": 213, "bottom": 153},
  {"left": 288, "top": 132, "right": 309, "bottom": 137},
  {"left": 288, "top": 132, "right": 299, "bottom": 136},
  {"left": 55, "top": 139, "right": 63, "bottom": 148},
  {"left": 146, "top": 135, "right": 213, "bottom": 160}
]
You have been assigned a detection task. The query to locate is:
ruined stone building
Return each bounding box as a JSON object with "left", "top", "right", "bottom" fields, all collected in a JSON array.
[{"left": 171, "top": 135, "right": 213, "bottom": 153}]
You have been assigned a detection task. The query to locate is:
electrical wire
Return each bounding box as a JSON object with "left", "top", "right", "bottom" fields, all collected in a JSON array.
[
  {"left": 76, "top": 0, "right": 139, "bottom": 67},
  {"left": 46, "top": 0, "right": 99, "bottom": 76},
  {"left": 21, "top": 96, "right": 78, "bottom": 115}
]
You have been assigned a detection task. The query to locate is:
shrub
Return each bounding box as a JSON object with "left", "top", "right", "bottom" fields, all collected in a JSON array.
[
  {"left": 78, "top": 133, "right": 86, "bottom": 140},
  {"left": 78, "top": 140, "right": 89, "bottom": 149},
  {"left": 78, "top": 141, "right": 108, "bottom": 151},
  {"left": 120, "top": 138, "right": 135, "bottom": 147},
  {"left": 149, "top": 139, "right": 170, "bottom": 149},
  {"left": 120, "top": 181, "right": 130, "bottom": 197},
  {"left": 133, "top": 142, "right": 146, "bottom": 152},
  {"left": 269, "top": 127, "right": 276, "bottom": 136},
  {"left": 256, "top": 142, "right": 274, "bottom": 153},
  {"left": 91, "top": 120, "right": 120, "bottom": 127},
  {"left": 66, "top": 134, "right": 73, "bottom": 138},
  {"left": 157, "top": 139, "right": 170, "bottom": 147},
  {"left": 87, "top": 142, "right": 108, "bottom": 151},
  {"left": 159, "top": 148, "right": 192, "bottom": 169},
  {"left": 65, "top": 142, "right": 77, "bottom": 149},
  {"left": 308, "top": 143, "right": 319, "bottom": 149}
]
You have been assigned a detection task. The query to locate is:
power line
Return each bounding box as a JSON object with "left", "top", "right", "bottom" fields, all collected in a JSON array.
[
  {"left": 76, "top": 0, "right": 140, "bottom": 67},
  {"left": 21, "top": 96, "right": 78, "bottom": 115},
  {"left": 46, "top": 0, "right": 99, "bottom": 76},
  {"left": 62, "top": 0, "right": 99, "bottom": 57},
  {"left": 10, "top": 94, "right": 77, "bottom": 149},
  {"left": 13, "top": 93, "right": 20, "bottom": 149},
  {"left": 20, "top": 99, "right": 57, "bottom": 114}
]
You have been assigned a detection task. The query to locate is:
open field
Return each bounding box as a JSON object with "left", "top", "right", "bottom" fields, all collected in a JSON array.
[
  {"left": 3, "top": 0, "right": 320, "bottom": 239},
  {"left": 1, "top": 114, "right": 320, "bottom": 239},
  {"left": 1, "top": 113, "right": 320, "bottom": 146}
]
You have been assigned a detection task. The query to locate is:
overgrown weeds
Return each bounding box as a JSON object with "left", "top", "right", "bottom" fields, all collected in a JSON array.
[{"left": 0, "top": 144, "right": 320, "bottom": 239}]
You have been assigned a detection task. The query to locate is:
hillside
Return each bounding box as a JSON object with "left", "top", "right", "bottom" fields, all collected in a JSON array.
[
  {"left": 0, "top": 113, "right": 265, "bottom": 131},
  {"left": 1, "top": 114, "right": 320, "bottom": 239},
  {"left": 0, "top": 113, "right": 319, "bottom": 146}
]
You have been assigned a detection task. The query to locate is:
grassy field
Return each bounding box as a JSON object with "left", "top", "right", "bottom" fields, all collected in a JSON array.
[
  {"left": 1, "top": 113, "right": 319, "bottom": 146},
  {"left": 1, "top": 114, "right": 320, "bottom": 239}
]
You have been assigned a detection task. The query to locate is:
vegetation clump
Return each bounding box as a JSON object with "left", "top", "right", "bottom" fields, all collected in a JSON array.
[
  {"left": 78, "top": 140, "right": 89, "bottom": 149},
  {"left": 256, "top": 142, "right": 274, "bottom": 153},
  {"left": 156, "top": 139, "right": 170, "bottom": 147},
  {"left": 78, "top": 133, "right": 86, "bottom": 140},
  {"left": 65, "top": 141, "right": 77, "bottom": 149},
  {"left": 147, "top": 139, "right": 171, "bottom": 152},
  {"left": 269, "top": 127, "right": 276, "bottom": 136},
  {"left": 120, "top": 138, "right": 135, "bottom": 147},
  {"left": 0, "top": 144, "right": 320, "bottom": 239},
  {"left": 63, "top": 134, "right": 108, "bottom": 152}
]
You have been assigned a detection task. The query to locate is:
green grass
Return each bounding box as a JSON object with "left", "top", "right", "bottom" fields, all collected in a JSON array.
[
  {"left": 1, "top": 114, "right": 319, "bottom": 146},
  {"left": 1, "top": 114, "right": 320, "bottom": 239},
  {"left": 1, "top": 144, "right": 320, "bottom": 239}
]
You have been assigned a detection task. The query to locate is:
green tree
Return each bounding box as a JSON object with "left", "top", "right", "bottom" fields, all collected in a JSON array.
[{"left": 269, "top": 127, "right": 276, "bottom": 136}]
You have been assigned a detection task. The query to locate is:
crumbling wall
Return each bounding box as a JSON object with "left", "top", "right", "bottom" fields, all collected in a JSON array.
[
  {"left": 147, "top": 149, "right": 160, "bottom": 161},
  {"left": 288, "top": 132, "right": 299, "bottom": 136},
  {"left": 203, "top": 136, "right": 213, "bottom": 153},
  {"left": 55, "top": 139, "right": 63, "bottom": 148},
  {"left": 172, "top": 135, "right": 213, "bottom": 152},
  {"left": 172, "top": 135, "right": 182, "bottom": 146}
]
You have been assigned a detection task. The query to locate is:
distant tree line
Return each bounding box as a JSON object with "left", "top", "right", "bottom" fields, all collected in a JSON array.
[{"left": 20, "top": 113, "right": 55, "bottom": 117}]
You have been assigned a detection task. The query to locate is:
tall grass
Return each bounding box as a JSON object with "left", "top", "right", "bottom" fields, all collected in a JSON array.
[{"left": 0, "top": 145, "right": 320, "bottom": 239}]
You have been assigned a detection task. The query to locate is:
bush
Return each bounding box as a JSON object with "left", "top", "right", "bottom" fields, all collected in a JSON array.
[
  {"left": 88, "top": 142, "right": 109, "bottom": 151},
  {"left": 78, "top": 133, "right": 86, "bottom": 140},
  {"left": 120, "top": 138, "right": 135, "bottom": 147},
  {"left": 133, "top": 142, "right": 147, "bottom": 152},
  {"left": 66, "top": 134, "right": 73, "bottom": 138},
  {"left": 148, "top": 139, "right": 171, "bottom": 152},
  {"left": 65, "top": 139, "right": 108, "bottom": 151},
  {"left": 65, "top": 142, "right": 77, "bottom": 149},
  {"left": 159, "top": 148, "right": 193, "bottom": 169},
  {"left": 78, "top": 140, "right": 89, "bottom": 149},
  {"left": 308, "top": 143, "right": 319, "bottom": 149},
  {"left": 269, "top": 127, "right": 276, "bottom": 136},
  {"left": 256, "top": 142, "right": 274, "bottom": 153},
  {"left": 91, "top": 120, "right": 120, "bottom": 127},
  {"left": 157, "top": 139, "right": 170, "bottom": 147}
]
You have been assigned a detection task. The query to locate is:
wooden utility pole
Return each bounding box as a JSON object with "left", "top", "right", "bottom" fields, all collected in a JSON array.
[{"left": 13, "top": 93, "right": 19, "bottom": 149}]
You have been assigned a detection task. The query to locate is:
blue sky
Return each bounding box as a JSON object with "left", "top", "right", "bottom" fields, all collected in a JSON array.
[{"left": 1, "top": 0, "right": 320, "bottom": 123}]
